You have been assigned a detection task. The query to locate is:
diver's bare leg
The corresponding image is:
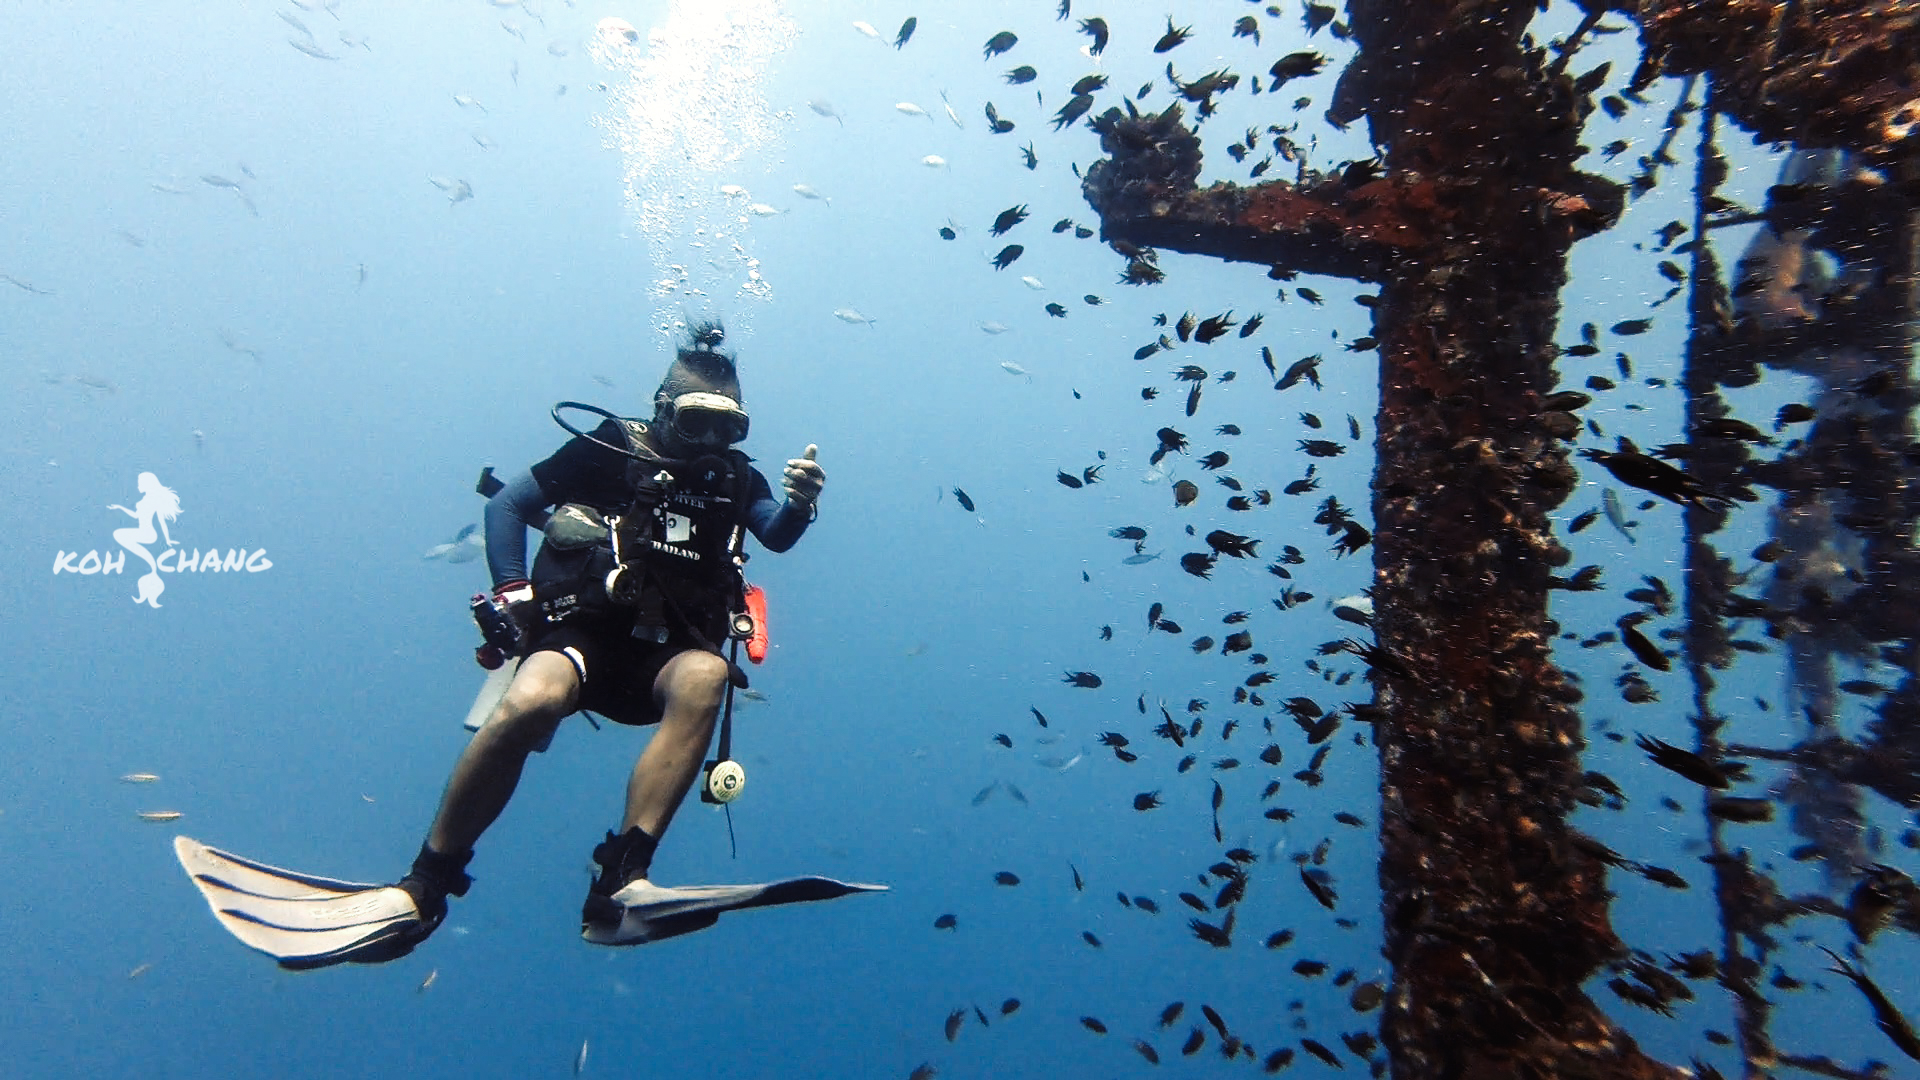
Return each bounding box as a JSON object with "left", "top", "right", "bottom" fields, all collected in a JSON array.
[
  {"left": 426, "top": 651, "right": 579, "bottom": 855},
  {"left": 622, "top": 649, "right": 728, "bottom": 839}
]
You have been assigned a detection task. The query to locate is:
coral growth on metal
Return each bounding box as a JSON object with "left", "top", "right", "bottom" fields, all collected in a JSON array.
[{"left": 1631, "top": 0, "right": 1920, "bottom": 156}]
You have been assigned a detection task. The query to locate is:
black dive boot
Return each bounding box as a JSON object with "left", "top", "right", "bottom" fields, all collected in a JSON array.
[
  {"left": 581, "top": 826, "right": 658, "bottom": 933},
  {"left": 392, "top": 843, "right": 473, "bottom": 951}
]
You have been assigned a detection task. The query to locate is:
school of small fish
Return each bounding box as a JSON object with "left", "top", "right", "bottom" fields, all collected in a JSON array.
[
  {"left": 34, "top": 3, "right": 1914, "bottom": 1076},
  {"left": 903, "top": 5, "right": 1917, "bottom": 1078}
]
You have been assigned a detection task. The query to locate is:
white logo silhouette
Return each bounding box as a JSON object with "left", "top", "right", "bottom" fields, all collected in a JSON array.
[
  {"left": 109, "top": 472, "right": 183, "bottom": 608},
  {"left": 54, "top": 473, "right": 271, "bottom": 606}
]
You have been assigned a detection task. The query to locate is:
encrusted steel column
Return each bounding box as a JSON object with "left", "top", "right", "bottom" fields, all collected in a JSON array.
[
  {"left": 1083, "top": 0, "right": 1677, "bottom": 1074},
  {"left": 1332, "top": 4, "right": 1657, "bottom": 1075}
]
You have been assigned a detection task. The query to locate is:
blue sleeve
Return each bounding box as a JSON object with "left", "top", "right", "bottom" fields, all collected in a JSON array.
[
  {"left": 485, "top": 469, "right": 554, "bottom": 586},
  {"left": 745, "top": 465, "right": 812, "bottom": 553}
]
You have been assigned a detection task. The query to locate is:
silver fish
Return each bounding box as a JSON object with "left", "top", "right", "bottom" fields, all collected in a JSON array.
[
  {"left": 832, "top": 308, "right": 876, "bottom": 327},
  {"left": 1602, "top": 487, "right": 1638, "bottom": 544},
  {"left": 287, "top": 37, "right": 338, "bottom": 60},
  {"left": 1330, "top": 594, "right": 1373, "bottom": 625},
  {"left": 0, "top": 274, "right": 52, "bottom": 295},
  {"left": 1122, "top": 551, "right": 1162, "bottom": 565},
  {"left": 791, "top": 184, "right": 830, "bottom": 206},
  {"left": 423, "top": 524, "right": 484, "bottom": 563},
  {"left": 428, "top": 176, "right": 473, "bottom": 204},
  {"left": 218, "top": 329, "right": 263, "bottom": 362},
  {"left": 805, "top": 99, "right": 843, "bottom": 126}
]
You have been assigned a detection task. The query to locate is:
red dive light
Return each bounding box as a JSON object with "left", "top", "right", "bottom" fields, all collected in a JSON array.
[{"left": 743, "top": 584, "right": 769, "bottom": 664}]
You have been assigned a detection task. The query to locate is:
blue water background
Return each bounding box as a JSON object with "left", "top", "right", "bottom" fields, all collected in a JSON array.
[{"left": 3, "top": 1, "right": 1914, "bottom": 1076}]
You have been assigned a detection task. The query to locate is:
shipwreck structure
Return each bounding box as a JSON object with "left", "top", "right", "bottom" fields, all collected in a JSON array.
[{"left": 1081, "top": 2, "right": 1918, "bottom": 1076}]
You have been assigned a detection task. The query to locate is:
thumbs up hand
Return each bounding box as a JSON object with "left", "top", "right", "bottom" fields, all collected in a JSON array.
[{"left": 783, "top": 444, "right": 825, "bottom": 507}]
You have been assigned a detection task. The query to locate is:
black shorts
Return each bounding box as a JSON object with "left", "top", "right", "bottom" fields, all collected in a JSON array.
[{"left": 527, "top": 618, "right": 707, "bottom": 726}]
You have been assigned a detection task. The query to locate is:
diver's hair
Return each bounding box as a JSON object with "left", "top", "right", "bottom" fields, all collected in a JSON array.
[
  {"left": 685, "top": 319, "right": 727, "bottom": 353},
  {"left": 658, "top": 318, "right": 743, "bottom": 404}
]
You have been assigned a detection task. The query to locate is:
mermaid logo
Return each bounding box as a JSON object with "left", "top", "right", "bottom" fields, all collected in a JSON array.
[
  {"left": 54, "top": 472, "right": 271, "bottom": 607},
  {"left": 110, "top": 472, "right": 182, "bottom": 607}
]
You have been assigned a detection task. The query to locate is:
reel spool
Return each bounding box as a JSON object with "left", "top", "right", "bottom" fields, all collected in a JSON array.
[{"left": 702, "top": 759, "right": 746, "bottom": 804}]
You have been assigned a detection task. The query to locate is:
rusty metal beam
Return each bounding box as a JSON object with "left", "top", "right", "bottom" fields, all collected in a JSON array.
[
  {"left": 1081, "top": 115, "right": 1618, "bottom": 282},
  {"left": 1082, "top": 1, "right": 1672, "bottom": 1077},
  {"left": 1336, "top": 4, "right": 1667, "bottom": 1075},
  {"left": 1081, "top": 2, "right": 1917, "bottom": 1076},
  {"left": 1629, "top": 0, "right": 1920, "bottom": 160}
]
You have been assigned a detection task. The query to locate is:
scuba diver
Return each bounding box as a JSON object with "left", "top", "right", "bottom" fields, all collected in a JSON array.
[
  {"left": 388, "top": 319, "right": 828, "bottom": 954},
  {"left": 175, "top": 318, "right": 872, "bottom": 968}
]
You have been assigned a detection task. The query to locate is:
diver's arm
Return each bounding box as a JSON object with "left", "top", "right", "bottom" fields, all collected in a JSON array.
[
  {"left": 745, "top": 467, "right": 813, "bottom": 553},
  {"left": 483, "top": 469, "right": 553, "bottom": 585}
]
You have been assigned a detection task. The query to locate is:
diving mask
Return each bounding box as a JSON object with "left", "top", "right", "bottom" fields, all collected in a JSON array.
[{"left": 667, "top": 391, "right": 749, "bottom": 447}]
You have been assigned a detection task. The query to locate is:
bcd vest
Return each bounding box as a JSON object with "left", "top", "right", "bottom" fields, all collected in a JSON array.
[{"left": 530, "top": 419, "right": 750, "bottom": 644}]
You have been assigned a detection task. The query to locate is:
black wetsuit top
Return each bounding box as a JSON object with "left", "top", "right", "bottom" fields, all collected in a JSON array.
[{"left": 484, "top": 418, "right": 811, "bottom": 588}]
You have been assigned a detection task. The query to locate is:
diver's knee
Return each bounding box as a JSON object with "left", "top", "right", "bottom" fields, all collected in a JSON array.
[
  {"left": 501, "top": 653, "right": 578, "bottom": 716},
  {"left": 498, "top": 679, "right": 567, "bottom": 721},
  {"left": 480, "top": 706, "right": 564, "bottom": 754},
  {"left": 662, "top": 650, "right": 729, "bottom": 710},
  {"left": 485, "top": 673, "right": 571, "bottom": 750}
]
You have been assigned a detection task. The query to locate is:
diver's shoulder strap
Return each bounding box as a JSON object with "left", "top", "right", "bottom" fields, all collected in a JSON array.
[
  {"left": 726, "top": 448, "right": 755, "bottom": 511},
  {"left": 620, "top": 420, "right": 668, "bottom": 496}
]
